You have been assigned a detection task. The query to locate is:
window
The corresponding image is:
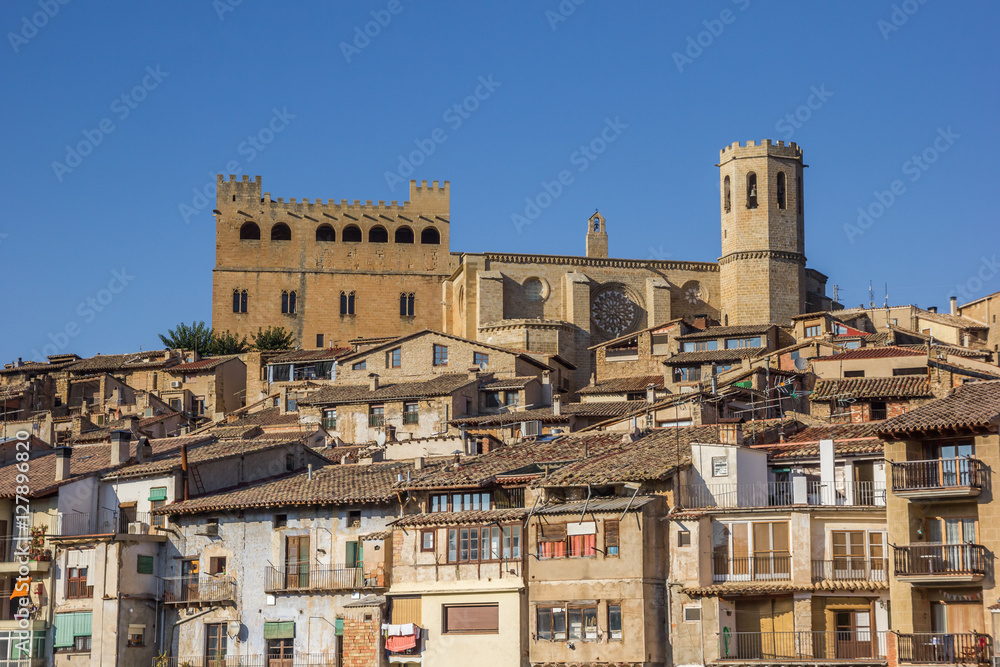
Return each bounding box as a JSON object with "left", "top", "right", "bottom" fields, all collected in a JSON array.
[
  {"left": 678, "top": 530, "right": 692, "bottom": 547},
  {"left": 421, "top": 227, "right": 441, "bottom": 244},
  {"left": 684, "top": 605, "right": 702, "bottom": 622},
  {"left": 347, "top": 510, "right": 362, "bottom": 528},
  {"left": 342, "top": 224, "right": 362, "bottom": 242},
  {"left": 608, "top": 604, "right": 622, "bottom": 640},
  {"left": 369, "top": 405, "right": 385, "bottom": 427},
  {"left": 169, "top": 398, "right": 182, "bottom": 412},
  {"left": 137, "top": 555, "right": 155, "bottom": 575},
  {"left": 206, "top": 623, "right": 227, "bottom": 662},
  {"left": 316, "top": 333, "right": 324, "bottom": 348},
  {"left": 54, "top": 612, "right": 92, "bottom": 652},
  {"left": 232, "top": 289, "right": 248, "bottom": 313},
  {"left": 433, "top": 344, "right": 448, "bottom": 366},
  {"left": 285, "top": 453, "right": 295, "bottom": 471},
  {"left": 893, "top": 367, "right": 926, "bottom": 376},
  {"left": 352, "top": 360, "right": 366, "bottom": 371},
  {"left": 239, "top": 222, "right": 260, "bottom": 240},
  {"left": 682, "top": 340, "right": 719, "bottom": 352},
  {"left": 281, "top": 290, "right": 297, "bottom": 314},
  {"left": 403, "top": 402, "right": 419, "bottom": 424},
  {"left": 431, "top": 494, "right": 449, "bottom": 512},
  {"left": 209, "top": 556, "right": 227, "bottom": 574},
  {"left": 67, "top": 567, "right": 93, "bottom": 598},
  {"left": 443, "top": 604, "right": 499, "bottom": 634},
  {"left": 127, "top": 624, "right": 145, "bottom": 647},
  {"left": 537, "top": 606, "right": 565, "bottom": 641},
  {"left": 322, "top": 408, "right": 337, "bottom": 431},
  {"left": 539, "top": 522, "right": 598, "bottom": 558},
  {"left": 387, "top": 347, "right": 401, "bottom": 368},
  {"left": 395, "top": 226, "right": 414, "bottom": 243},
  {"left": 285, "top": 536, "right": 310, "bottom": 587},
  {"left": 804, "top": 324, "right": 821, "bottom": 337},
  {"left": 316, "top": 224, "right": 335, "bottom": 242},
  {"left": 712, "top": 456, "right": 729, "bottom": 477},
  {"left": 445, "top": 525, "right": 519, "bottom": 562},
  {"left": 400, "top": 293, "right": 415, "bottom": 317},
  {"left": 844, "top": 340, "right": 861, "bottom": 349},
  {"left": 725, "top": 337, "right": 762, "bottom": 349},
  {"left": 746, "top": 172, "right": 758, "bottom": 209},
  {"left": 776, "top": 171, "right": 786, "bottom": 209},
  {"left": 604, "top": 519, "right": 619, "bottom": 557},
  {"left": 834, "top": 323, "right": 848, "bottom": 335},
  {"left": 340, "top": 291, "right": 355, "bottom": 315},
  {"left": 369, "top": 225, "right": 389, "bottom": 243},
  {"left": 568, "top": 605, "right": 599, "bottom": 640},
  {"left": 271, "top": 223, "right": 291, "bottom": 240},
  {"left": 797, "top": 174, "right": 803, "bottom": 213},
  {"left": 274, "top": 514, "right": 288, "bottom": 528},
  {"left": 723, "top": 175, "right": 731, "bottom": 212},
  {"left": 473, "top": 352, "right": 489, "bottom": 367},
  {"left": 844, "top": 370, "right": 865, "bottom": 378},
  {"left": 421, "top": 529, "right": 435, "bottom": 551},
  {"left": 286, "top": 397, "right": 296, "bottom": 412},
  {"left": 673, "top": 366, "right": 701, "bottom": 383}
]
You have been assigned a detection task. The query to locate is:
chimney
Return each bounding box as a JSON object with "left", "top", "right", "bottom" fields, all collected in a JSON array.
[
  {"left": 307, "top": 464, "right": 313, "bottom": 481},
  {"left": 110, "top": 429, "right": 131, "bottom": 466},
  {"left": 55, "top": 446, "right": 72, "bottom": 482},
  {"left": 646, "top": 383, "right": 656, "bottom": 404},
  {"left": 414, "top": 456, "right": 424, "bottom": 470},
  {"left": 542, "top": 370, "right": 552, "bottom": 405},
  {"left": 136, "top": 436, "right": 151, "bottom": 462},
  {"left": 552, "top": 393, "right": 562, "bottom": 416},
  {"left": 369, "top": 373, "right": 379, "bottom": 391},
  {"left": 928, "top": 306, "right": 937, "bottom": 313},
  {"left": 950, "top": 296, "right": 958, "bottom": 315}
]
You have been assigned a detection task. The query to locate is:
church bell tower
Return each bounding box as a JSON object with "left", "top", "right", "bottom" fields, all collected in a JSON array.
[{"left": 586, "top": 211, "right": 608, "bottom": 258}]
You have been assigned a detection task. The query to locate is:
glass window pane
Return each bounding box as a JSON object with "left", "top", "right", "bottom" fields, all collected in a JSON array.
[
  {"left": 491, "top": 527, "right": 501, "bottom": 559},
  {"left": 609, "top": 605, "right": 622, "bottom": 640},
  {"left": 470, "top": 528, "right": 479, "bottom": 561},
  {"left": 537, "top": 609, "right": 552, "bottom": 640},
  {"left": 448, "top": 530, "right": 457, "bottom": 562},
  {"left": 460, "top": 529, "right": 469, "bottom": 561},
  {"left": 568, "top": 608, "right": 583, "bottom": 639},
  {"left": 583, "top": 608, "right": 598, "bottom": 640},
  {"left": 553, "top": 608, "right": 566, "bottom": 640}
]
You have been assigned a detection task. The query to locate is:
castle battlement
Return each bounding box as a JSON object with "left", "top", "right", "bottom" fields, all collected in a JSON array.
[
  {"left": 217, "top": 176, "right": 449, "bottom": 215},
  {"left": 719, "top": 139, "right": 803, "bottom": 161}
]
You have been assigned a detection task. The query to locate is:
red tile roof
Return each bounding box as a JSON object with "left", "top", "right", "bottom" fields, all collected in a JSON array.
[
  {"left": 816, "top": 347, "right": 925, "bottom": 361},
  {"left": 578, "top": 375, "right": 664, "bottom": 395},
  {"left": 877, "top": 380, "right": 1000, "bottom": 435},
  {"left": 169, "top": 355, "right": 241, "bottom": 373},
  {"left": 300, "top": 374, "right": 475, "bottom": 406},
  {"left": 810, "top": 377, "right": 932, "bottom": 401}
]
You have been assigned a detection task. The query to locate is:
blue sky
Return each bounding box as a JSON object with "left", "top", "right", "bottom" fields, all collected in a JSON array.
[{"left": 1, "top": 0, "right": 997, "bottom": 362}]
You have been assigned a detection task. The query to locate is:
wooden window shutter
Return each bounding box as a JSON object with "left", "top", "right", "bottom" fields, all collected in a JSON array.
[
  {"left": 539, "top": 522, "right": 567, "bottom": 541},
  {"left": 445, "top": 604, "right": 499, "bottom": 632},
  {"left": 604, "top": 520, "right": 620, "bottom": 549}
]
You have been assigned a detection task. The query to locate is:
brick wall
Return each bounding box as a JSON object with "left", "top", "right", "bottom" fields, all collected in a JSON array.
[{"left": 342, "top": 612, "right": 382, "bottom": 667}]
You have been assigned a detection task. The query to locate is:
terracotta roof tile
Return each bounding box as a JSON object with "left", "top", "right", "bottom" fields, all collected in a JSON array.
[
  {"left": 676, "top": 324, "right": 774, "bottom": 341},
  {"left": 169, "top": 355, "right": 241, "bottom": 373},
  {"left": 665, "top": 348, "right": 767, "bottom": 365},
  {"left": 224, "top": 406, "right": 300, "bottom": 428},
  {"left": 391, "top": 508, "right": 528, "bottom": 527},
  {"left": 66, "top": 351, "right": 176, "bottom": 373},
  {"left": 578, "top": 375, "right": 664, "bottom": 395},
  {"left": 877, "top": 380, "right": 1000, "bottom": 434},
  {"left": 480, "top": 376, "right": 538, "bottom": 390},
  {"left": 810, "top": 377, "right": 932, "bottom": 401},
  {"left": 758, "top": 423, "right": 884, "bottom": 459},
  {"left": 300, "top": 374, "right": 474, "bottom": 406},
  {"left": 268, "top": 348, "right": 351, "bottom": 364},
  {"left": 817, "top": 346, "right": 925, "bottom": 361}
]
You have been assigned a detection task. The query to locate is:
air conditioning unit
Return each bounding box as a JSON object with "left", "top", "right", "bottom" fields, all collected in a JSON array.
[
  {"left": 128, "top": 521, "right": 148, "bottom": 534},
  {"left": 197, "top": 524, "right": 219, "bottom": 537},
  {"left": 170, "top": 381, "right": 182, "bottom": 389},
  {"left": 520, "top": 420, "right": 542, "bottom": 437}
]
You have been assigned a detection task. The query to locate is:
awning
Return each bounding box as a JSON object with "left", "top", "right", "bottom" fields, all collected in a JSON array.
[{"left": 263, "top": 621, "right": 295, "bottom": 639}]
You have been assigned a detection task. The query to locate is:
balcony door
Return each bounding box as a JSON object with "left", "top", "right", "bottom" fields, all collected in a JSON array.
[
  {"left": 835, "top": 610, "right": 873, "bottom": 659},
  {"left": 752, "top": 522, "right": 790, "bottom": 580},
  {"left": 833, "top": 531, "right": 867, "bottom": 579},
  {"left": 205, "top": 623, "right": 227, "bottom": 667},
  {"left": 285, "top": 536, "right": 310, "bottom": 589},
  {"left": 181, "top": 559, "right": 199, "bottom": 602},
  {"left": 927, "top": 441, "right": 974, "bottom": 487},
  {"left": 713, "top": 523, "right": 750, "bottom": 581}
]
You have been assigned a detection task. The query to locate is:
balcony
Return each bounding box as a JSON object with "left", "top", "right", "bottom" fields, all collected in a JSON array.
[
  {"left": 54, "top": 510, "right": 157, "bottom": 537},
  {"left": 163, "top": 575, "right": 236, "bottom": 606},
  {"left": 891, "top": 458, "right": 985, "bottom": 499},
  {"left": 402, "top": 411, "right": 419, "bottom": 425},
  {"left": 155, "top": 655, "right": 338, "bottom": 667},
  {"left": 718, "top": 630, "right": 887, "bottom": 662},
  {"left": 712, "top": 554, "right": 791, "bottom": 583},
  {"left": 812, "top": 558, "right": 889, "bottom": 583},
  {"left": 0, "top": 535, "right": 52, "bottom": 571},
  {"left": 893, "top": 544, "right": 987, "bottom": 585},
  {"left": 263, "top": 565, "right": 386, "bottom": 593},
  {"left": 897, "top": 633, "right": 991, "bottom": 665},
  {"left": 681, "top": 481, "right": 885, "bottom": 509}
]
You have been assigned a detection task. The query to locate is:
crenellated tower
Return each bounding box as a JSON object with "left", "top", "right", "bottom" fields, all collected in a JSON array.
[{"left": 718, "top": 140, "right": 806, "bottom": 326}]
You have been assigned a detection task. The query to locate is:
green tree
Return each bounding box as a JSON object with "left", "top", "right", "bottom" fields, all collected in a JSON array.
[
  {"left": 158, "top": 321, "right": 214, "bottom": 354},
  {"left": 210, "top": 330, "right": 249, "bottom": 355},
  {"left": 251, "top": 326, "right": 295, "bottom": 351}
]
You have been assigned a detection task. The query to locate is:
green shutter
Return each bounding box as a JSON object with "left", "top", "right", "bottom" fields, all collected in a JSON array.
[
  {"left": 137, "top": 555, "right": 154, "bottom": 574},
  {"left": 54, "top": 612, "right": 92, "bottom": 647},
  {"left": 335, "top": 619, "right": 344, "bottom": 636},
  {"left": 12, "top": 631, "right": 45, "bottom": 658},
  {"left": 733, "top": 381, "right": 752, "bottom": 389},
  {"left": 148, "top": 487, "right": 167, "bottom": 501},
  {"left": 346, "top": 541, "right": 358, "bottom": 568},
  {"left": 263, "top": 621, "right": 295, "bottom": 639}
]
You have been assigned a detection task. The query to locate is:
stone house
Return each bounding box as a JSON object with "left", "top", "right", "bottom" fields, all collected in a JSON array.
[
  {"left": 663, "top": 324, "right": 790, "bottom": 392},
  {"left": 809, "top": 377, "right": 935, "bottom": 423},
  {"left": 163, "top": 354, "right": 247, "bottom": 422}
]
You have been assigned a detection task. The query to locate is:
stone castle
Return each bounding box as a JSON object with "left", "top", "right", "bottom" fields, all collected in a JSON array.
[{"left": 212, "top": 140, "right": 836, "bottom": 386}]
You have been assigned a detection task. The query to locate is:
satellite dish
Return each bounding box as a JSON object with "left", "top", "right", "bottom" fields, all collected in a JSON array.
[
  {"left": 375, "top": 431, "right": 387, "bottom": 446},
  {"left": 478, "top": 361, "right": 488, "bottom": 371},
  {"left": 227, "top": 621, "right": 241, "bottom": 638},
  {"left": 794, "top": 356, "right": 808, "bottom": 371}
]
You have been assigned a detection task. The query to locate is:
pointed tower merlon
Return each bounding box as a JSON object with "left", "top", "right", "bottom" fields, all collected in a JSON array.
[
  {"left": 409, "top": 179, "right": 450, "bottom": 216},
  {"left": 586, "top": 211, "right": 608, "bottom": 258},
  {"left": 216, "top": 174, "right": 263, "bottom": 207}
]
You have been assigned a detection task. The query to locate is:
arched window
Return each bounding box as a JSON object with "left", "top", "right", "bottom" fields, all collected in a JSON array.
[
  {"left": 342, "top": 225, "right": 362, "bottom": 242},
  {"left": 421, "top": 227, "right": 441, "bottom": 244},
  {"left": 369, "top": 226, "right": 388, "bottom": 243},
  {"left": 400, "top": 293, "right": 414, "bottom": 317},
  {"left": 340, "top": 291, "right": 355, "bottom": 315},
  {"left": 746, "top": 173, "right": 758, "bottom": 209},
  {"left": 316, "top": 224, "right": 335, "bottom": 242},
  {"left": 238, "top": 290, "right": 248, "bottom": 313},
  {"left": 723, "top": 176, "right": 731, "bottom": 213},
  {"left": 776, "top": 172, "right": 786, "bottom": 210},
  {"left": 281, "top": 291, "right": 297, "bottom": 314},
  {"left": 797, "top": 174, "right": 803, "bottom": 214},
  {"left": 395, "top": 226, "right": 414, "bottom": 244},
  {"left": 271, "top": 223, "right": 291, "bottom": 241},
  {"left": 233, "top": 289, "right": 241, "bottom": 313},
  {"left": 239, "top": 222, "right": 260, "bottom": 240}
]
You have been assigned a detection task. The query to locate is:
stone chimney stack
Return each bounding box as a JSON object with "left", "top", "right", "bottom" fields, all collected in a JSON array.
[
  {"left": 110, "top": 429, "right": 131, "bottom": 466},
  {"left": 646, "top": 383, "right": 656, "bottom": 404},
  {"left": 369, "top": 373, "right": 379, "bottom": 391},
  {"left": 55, "top": 446, "right": 72, "bottom": 482},
  {"left": 950, "top": 296, "right": 958, "bottom": 315},
  {"left": 136, "top": 436, "right": 152, "bottom": 463},
  {"left": 552, "top": 393, "right": 562, "bottom": 416}
]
